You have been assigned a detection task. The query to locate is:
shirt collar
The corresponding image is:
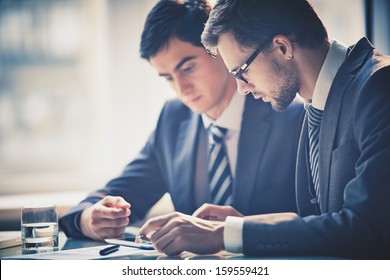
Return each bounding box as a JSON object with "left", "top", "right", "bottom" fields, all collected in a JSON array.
[
  {"left": 310, "top": 39, "right": 348, "bottom": 111},
  {"left": 202, "top": 92, "right": 245, "bottom": 131}
]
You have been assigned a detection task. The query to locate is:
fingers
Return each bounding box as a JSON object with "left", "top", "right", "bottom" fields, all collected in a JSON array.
[
  {"left": 154, "top": 228, "right": 185, "bottom": 256},
  {"left": 94, "top": 196, "right": 131, "bottom": 219},
  {"left": 151, "top": 217, "right": 198, "bottom": 256},
  {"left": 82, "top": 211, "right": 130, "bottom": 240},
  {"left": 91, "top": 223, "right": 127, "bottom": 240},
  {"left": 90, "top": 215, "right": 130, "bottom": 229},
  {"left": 137, "top": 212, "right": 189, "bottom": 255},
  {"left": 149, "top": 213, "right": 185, "bottom": 242},
  {"left": 193, "top": 203, "right": 244, "bottom": 221},
  {"left": 101, "top": 195, "right": 131, "bottom": 210},
  {"left": 193, "top": 203, "right": 220, "bottom": 219},
  {"left": 138, "top": 212, "right": 225, "bottom": 256},
  {"left": 136, "top": 212, "right": 182, "bottom": 242},
  {"left": 80, "top": 196, "right": 131, "bottom": 240},
  {"left": 93, "top": 204, "right": 131, "bottom": 220}
]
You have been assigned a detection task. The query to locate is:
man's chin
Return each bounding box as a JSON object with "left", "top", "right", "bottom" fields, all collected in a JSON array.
[
  {"left": 271, "top": 101, "right": 290, "bottom": 112},
  {"left": 271, "top": 93, "right": 297, "bottom": 112},
  {"left": 187, "top": 105, "right": 206, "bottom": 115}
]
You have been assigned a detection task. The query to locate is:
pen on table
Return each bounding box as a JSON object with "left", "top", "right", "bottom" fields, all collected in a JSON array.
[
  {"left": 99, "top": 244, "right": 120, "bottom": 256},
  {"left": 136, "top": 234, "right": 152, "bottom": 243}
]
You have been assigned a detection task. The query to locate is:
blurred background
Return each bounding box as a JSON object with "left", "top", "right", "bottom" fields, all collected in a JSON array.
[{"left": 0, "top": 0, "right": 389, "bottom": 229}]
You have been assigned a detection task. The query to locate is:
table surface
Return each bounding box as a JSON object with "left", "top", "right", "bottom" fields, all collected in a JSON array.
[
  {"left": 0, "top": 231, "right": 246, "bottom": 260},
  {"left": 1, "top": 230, "right": 341, "bottom": 260}
]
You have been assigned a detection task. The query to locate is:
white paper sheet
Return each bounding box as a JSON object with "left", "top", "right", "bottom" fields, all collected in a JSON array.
[
  {"left": 5, "top": 245, "right": 157, "bottom": 260},
  {"left": 0, "top": 231, "right": 22, "bottom": 249}
]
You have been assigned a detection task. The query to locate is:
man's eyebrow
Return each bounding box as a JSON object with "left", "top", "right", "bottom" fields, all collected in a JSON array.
[
  {"left": 174, "top": 56, "right": 196, "bottom": 71},
  {"left": 158, "top": 56, "right": 196, "bottom": 77}
]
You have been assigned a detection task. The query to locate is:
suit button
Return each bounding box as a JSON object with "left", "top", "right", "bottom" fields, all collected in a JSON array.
[
  {"left": 257, "top": 244, "right": 265, "bottom": 250},
  {"left": 274, "top": 244, "right": 281, "bottom": 250},
  {"left": 282, "top": 244, "right": 290, "bottom": 251},
  {"left": 265, "top": 244, "right": 272, "bottom": 251}
]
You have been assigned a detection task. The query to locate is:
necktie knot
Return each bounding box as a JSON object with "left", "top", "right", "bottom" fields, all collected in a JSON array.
[
  {"left": 307, "top": 105, "right": 323, "bottom": 129},
  {"left": 208, "top": 125, "right": 228, "bottom": 144}
]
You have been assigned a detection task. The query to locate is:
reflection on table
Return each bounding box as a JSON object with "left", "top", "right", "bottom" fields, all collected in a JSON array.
[{"left": 0, "top": 231, "right": 245, "bottom": 260}]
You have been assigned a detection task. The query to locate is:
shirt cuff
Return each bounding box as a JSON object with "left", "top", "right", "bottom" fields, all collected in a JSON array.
[{"left": 224, "top": 216, "right": 244, "bottom": 253}]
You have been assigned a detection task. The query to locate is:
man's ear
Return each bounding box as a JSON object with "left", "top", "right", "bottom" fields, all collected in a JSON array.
[{"left": 272, "top": 35, "right": 294, "bottom": 60}]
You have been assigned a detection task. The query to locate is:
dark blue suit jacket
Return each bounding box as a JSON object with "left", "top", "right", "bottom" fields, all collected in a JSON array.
[
  {"left": 60, "top": 95, "right": 304, "bottom": 238},
  {"left": 243, "top": 38, "right": 390, "bottom": 259}
]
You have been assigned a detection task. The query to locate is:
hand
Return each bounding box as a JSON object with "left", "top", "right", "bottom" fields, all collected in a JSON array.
[
  {"left": 80, "top": 195, "right": 131, "bottom": 241},
  {"left": 193, "top": 203, "right": 244, "bottom": 221},
  {"left": 136, "top": 212, "right": 225, "bottom": 256}
]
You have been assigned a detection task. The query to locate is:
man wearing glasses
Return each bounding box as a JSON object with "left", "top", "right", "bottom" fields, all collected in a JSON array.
[
  {"left": 137, "top": 0, "right": 390, "bottom": 259},
  {"left": 59, "top": 0, "right": 304, "bottom": 241}
]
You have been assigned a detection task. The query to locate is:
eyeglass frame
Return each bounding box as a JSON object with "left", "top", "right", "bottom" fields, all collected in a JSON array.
[{"left": 229, "top": 40, "right": 270, "bottom": 84}]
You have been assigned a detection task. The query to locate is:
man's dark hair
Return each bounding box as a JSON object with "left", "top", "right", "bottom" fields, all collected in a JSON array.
[
  {"left": 202, "top": 0, "right": 328, "bottom": 52},
  {"left": 140, "top": 0, "right": 211, "bottom": 60}
]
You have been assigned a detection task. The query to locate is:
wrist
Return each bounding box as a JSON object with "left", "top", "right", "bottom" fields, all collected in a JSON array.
[
  {"left": 80, "top": 207, "right": 97, "bottom": 240},
  {"left": 212, "top": 221, "right": 226, "bottom": 252}
]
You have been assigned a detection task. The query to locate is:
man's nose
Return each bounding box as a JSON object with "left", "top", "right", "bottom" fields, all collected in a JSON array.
[
  {"left": 237, "top": 80, "right": 254, "bottom": 96},
  {"left": 176, "top": 78, "right": 192, "bottom": 96}
]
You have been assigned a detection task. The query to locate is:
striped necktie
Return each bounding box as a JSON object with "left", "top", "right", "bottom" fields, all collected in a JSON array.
[
  {"left": 208, "top": 125, "right": 233, "bottom": 206},
  {"left": 307, "top": 105, "right": 323, "bottom": 203}
]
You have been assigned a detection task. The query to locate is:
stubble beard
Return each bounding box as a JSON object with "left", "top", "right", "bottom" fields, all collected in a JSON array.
[{"left": 270, "top": 58, "right": 300, "bottom": 112}]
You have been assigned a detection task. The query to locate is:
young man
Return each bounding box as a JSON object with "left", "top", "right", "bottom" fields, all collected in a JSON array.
[
  {"left": 137, "top": 0, "right": 390, "bottom": 259},
  {"left": 59, "top": 0, "right": 304, "bottom": 241}
]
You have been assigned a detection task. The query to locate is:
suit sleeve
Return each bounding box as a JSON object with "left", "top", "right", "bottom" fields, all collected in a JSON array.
[
  {"left": 242, "top": 66, "right": 390, "bottom": 259},
  {"left": 59, "top": 108, "right": 170, "bottom": 238}
]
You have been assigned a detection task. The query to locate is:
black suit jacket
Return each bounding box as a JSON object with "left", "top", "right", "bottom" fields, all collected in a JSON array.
[
  {"left": 60, "top": 95, "right": 304, "bottom": 238},
  {"left": 244, "top": 38, "right": 390, "bottom": 259}
]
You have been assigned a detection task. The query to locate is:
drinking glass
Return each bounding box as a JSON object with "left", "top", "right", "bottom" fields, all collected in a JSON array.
[{"left": 21, "top": 205, "right": 59, "bottom": 254}]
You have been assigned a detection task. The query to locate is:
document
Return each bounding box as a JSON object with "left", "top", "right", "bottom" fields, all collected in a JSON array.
[
  {"left": 105, "top": 238, "right": 154, "bottom": 250},
  {"left": 4, "top": 244, "right": 157, "bottom": 260},
  {"left": 0, "top": 231, "right": 22, "bottom": 249}
]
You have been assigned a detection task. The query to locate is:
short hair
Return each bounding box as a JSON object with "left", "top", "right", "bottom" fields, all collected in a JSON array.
[
  {"left": 202, "top": 0, "right": 328, "bottom": 52},
  {"left": 140, "top": 0, "right": 212, "bottom": 60}
]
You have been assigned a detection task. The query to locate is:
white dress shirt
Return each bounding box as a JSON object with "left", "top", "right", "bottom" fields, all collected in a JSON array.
[
  {"left": 311, "top": 40, "right": 348, "bottom": 110},
  {"left": 194, "top": 92, "right": 245, "bottom": 208},
  {"left": 224, "top": 39, "right": 348, "bottom": 253}
]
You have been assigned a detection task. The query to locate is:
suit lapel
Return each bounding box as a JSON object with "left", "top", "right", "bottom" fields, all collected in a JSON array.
[
  {"left": 318, "top": 38, "right": 373, "bottom": 212},
  {"left": 234, "top": 96, "right": 271, "bottom": 214},
  {"left": 172, "top": 112, "right": 201, "bottom": 214}
]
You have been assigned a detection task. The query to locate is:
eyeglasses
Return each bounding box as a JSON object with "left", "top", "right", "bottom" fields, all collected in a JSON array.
[{"left": 229, "top": 42, "right": 268, "bottom": 84}]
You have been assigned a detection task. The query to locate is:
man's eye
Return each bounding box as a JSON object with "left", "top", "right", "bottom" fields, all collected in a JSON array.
[
  {"left": 182, "top": 65, "right": 193, "bottom": 74},
  {"left": 165, "top": 76, "right": 173, "bottom": 82}
]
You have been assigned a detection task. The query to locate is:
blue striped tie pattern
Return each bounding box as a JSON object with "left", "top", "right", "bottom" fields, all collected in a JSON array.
[
  {"left": 208, "top": 125, "right": 233, "bottom": 206},
  {"left": 307, "top": 105, "right": 323, "bottom": 203}
]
